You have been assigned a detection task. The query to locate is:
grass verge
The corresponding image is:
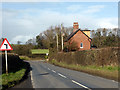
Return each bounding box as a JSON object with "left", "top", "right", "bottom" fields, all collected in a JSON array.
[
  {"left": 19, "top": 56, "right": 46, "bottom": 60},
  {"left": 49, "top": 59, "right": 119, "bottom": 81},
  {"left": 19, "top": 56, "right": 31, "bottom": 60},
  {"left": 1, "top": 62, "right": 28, "bottom": 90}
]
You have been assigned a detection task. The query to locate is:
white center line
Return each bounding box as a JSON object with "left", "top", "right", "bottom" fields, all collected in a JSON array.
[
  {"left": 52, "top": 70, "right": 56, "bottom": 73},
  {"left": 72, "top": 80, "right": 91, "bottom": 90},
  {"left": 48, "top": 68, "right": 50, "bottom": 70},
  {"left": 58, "top": 73, "right": 67, "bottom": 78}
]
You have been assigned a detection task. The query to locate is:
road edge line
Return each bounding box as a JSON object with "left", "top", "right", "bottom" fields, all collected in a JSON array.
[{"left": 30, "top": 71, "right": 35, "bottom": 88}]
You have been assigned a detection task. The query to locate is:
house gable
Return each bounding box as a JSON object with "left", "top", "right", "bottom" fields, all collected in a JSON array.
[
  {"left": 65, "top": 22, "right": 92, "bottom": 51},
  {"left": 66, "top": 29, "right": 91, "bottom": 42},
  {"left": 73, "top": 30, "right": 91, "bottom": 50},
  {"left": 65, "top": 29, "right": 92, "bottom": 50}
]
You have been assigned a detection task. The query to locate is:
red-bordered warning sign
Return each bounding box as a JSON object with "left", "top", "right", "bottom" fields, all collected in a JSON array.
[{"left": 0, "top": 38, "right": 13, "bottom": 51}]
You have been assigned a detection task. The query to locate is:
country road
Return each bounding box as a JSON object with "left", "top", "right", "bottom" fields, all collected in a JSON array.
[{"left": 29, "top": 60, "right": 118, "bottom": 89}]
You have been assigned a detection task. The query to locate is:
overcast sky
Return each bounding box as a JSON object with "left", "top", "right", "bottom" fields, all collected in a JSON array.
[{"left": 1, "top": 2, "right": 118, "bottom": 44}]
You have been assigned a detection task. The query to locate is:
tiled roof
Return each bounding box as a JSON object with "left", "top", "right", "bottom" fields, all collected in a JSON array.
[{"left": 65, "top": 29, "right": 92, "bottom": 42}]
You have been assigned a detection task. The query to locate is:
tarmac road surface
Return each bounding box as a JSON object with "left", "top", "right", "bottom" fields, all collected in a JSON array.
[{"left": 29, "top": 60, "right": 119, "bottom": 89}]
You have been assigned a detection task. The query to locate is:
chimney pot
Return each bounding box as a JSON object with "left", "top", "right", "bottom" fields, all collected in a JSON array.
[{"left": 73, "top": 22, "right": 79, "bottom": 32}]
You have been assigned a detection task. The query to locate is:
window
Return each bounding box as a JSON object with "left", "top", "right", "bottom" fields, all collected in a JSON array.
[{"left": 80, "top": 43, "right": 83, "bottom": 48}]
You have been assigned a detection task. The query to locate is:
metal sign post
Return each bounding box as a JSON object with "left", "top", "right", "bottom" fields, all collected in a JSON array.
[{"left": 5, "top": 50, "right": 8, "bottom": 74}]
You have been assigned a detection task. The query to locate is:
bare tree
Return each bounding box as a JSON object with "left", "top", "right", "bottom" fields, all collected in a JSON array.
[
  {"left": 102, "top": 28, "right": 107, "bottom": 36},
  {"left": 17, "top": 41, "right": 22, "bottom": 45}
]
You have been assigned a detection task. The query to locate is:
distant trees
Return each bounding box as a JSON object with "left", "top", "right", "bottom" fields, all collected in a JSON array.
[
  {"left": 91, "top": 28, "right": 119, "bottom": 48},
  {"left": 7, "top": 26, "right": 120, "bottom": 55},
  {"left": 36, "top": 25, "right": 119, "bottom": 52},
  {"left": 36, "top": 25, "right": 73, "bottom": 51},
  {"left": 11, "top": 44, "right": 34, "bottom": 56},
  {"left": 17, "top": 41, "right": 22, "bottom": 45},
  {"left": 9, "top": 38, "right": 36, "bottom": 56},
  {"left": 26, "top": 38, "right": 36, "bottom": 45}
]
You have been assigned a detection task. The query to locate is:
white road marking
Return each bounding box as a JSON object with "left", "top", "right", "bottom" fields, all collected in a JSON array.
[
  {"left": 30, "top": 71, "right": 35, "bottom": 88},
  {"left": 40, "top": 60, "right": 45, "bottom": 62},
  {"left": 58, "top": 73, "right": 67, "bottom": 78},
  {"left": 48, "top": 68, "right": 50, "bottom": 70},
  {"left": 112, "top": 80, "right": 115, "bottom": 82},
  {"left": 72, "top": 80, "right": 91, "bottom": 90},
  {"left": 52, "top": 70, "right": 56, "bottom": 73}
]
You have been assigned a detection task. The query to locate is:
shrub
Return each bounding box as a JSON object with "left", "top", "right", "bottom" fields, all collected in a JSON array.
[
  {"left": 1, "top": 53, "right": 25, "bottom": 74},
  {"left": 64, "top": 41, "right": 78, "bottom": 52},
  {"left": 49, "top": 47, "right": 119, "bottom": 67},
  {"left": 45, "top": 55, "right": 48, "bottom": 59}
]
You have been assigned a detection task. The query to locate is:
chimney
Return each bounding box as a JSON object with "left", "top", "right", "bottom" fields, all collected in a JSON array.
[{"left": 73, "top": 22, "right": 79, "bottom": 32}]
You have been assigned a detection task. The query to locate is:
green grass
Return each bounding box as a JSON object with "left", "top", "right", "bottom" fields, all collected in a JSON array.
[
  {"left": 50, "top": 59, "right": 119, "bottom": 81},
  {"left": 1, "top": 61, "right": 28, "bottom": 90},
  {"left": 19, "top": 56, "right": 46, "bottom": 60},
  {"left": 19, "top": 56, "right": 30, "bottom": 60},
  {"left": 1, "top": 68, "right": 26, "bottom": 89},
  {"left": 31, "top": 49, "right": 49, "bottom": 54},
  {"left": 2, "top": 69, "right": 25, "bottom": 85}
]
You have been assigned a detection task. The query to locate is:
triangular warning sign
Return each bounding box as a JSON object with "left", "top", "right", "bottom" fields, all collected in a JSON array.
[{"left": 0, "top": 38, "right": 13, "bottom": 51}]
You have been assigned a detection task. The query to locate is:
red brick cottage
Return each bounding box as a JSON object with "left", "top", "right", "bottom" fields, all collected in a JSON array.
[{"left": 65, "top": 22, "right": 92, "bottom": 51}]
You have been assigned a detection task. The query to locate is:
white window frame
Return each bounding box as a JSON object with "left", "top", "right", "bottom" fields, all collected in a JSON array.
[{"left": 80, "top": 43, "right": 83, "bottom": 48}]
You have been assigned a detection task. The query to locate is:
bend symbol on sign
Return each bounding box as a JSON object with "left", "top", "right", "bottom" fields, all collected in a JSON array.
[
  {"left": 0, "top": 38, "right": 13, "bottom": 51},
  {"left": 4, "top": 44, "right": 8, "bottom": 49}
]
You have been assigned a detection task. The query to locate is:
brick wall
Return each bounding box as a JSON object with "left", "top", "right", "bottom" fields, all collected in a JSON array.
[{"left": 70, "top": 30, "right": 91, "bottom": 51}]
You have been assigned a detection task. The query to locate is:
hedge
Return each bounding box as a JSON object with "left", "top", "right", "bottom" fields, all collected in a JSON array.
[{"left": 49, "top": 47, "right": 119, "bottom": 66}]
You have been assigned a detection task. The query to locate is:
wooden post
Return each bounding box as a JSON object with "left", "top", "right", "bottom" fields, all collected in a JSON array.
[
  {"left": 5, "top": 50, "right": 8, "bottom": 74},
  {"left": 61, "top": 34, "right": 63, "bottom": 51},
  {"left": 61, "top": 24, "right": 64, "bottom": 51},
  {"left": 56, "top": 33, "right": 58, "bottom": 51}
]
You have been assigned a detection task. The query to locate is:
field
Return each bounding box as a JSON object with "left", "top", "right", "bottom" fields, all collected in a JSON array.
[{"left": 31, "top": 49, "right": 49, "bottom": 54}]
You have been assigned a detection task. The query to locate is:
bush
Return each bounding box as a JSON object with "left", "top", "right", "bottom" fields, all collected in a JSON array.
[
  {"left": 1, "top": 53, "right": 25, "bottom": 74},
  {"left": 19, "top": 56, "right": 30, "bottom": 60},
  {"left": 10, "top": 44, "right": 34, "bottom": 56},
  {"left": 49, "top": 47, "right": 119, "bottom": 67},
  {"left": 64, "top": 41, "right": 78, "bottom": 52},
  {"left": 45, "top": 55, "right": 48, "bottom": 59}
]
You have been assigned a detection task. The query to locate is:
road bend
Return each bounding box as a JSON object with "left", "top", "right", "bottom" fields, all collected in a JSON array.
[{"left": 28, "top": 60, "right": 118, "bottom": 89}]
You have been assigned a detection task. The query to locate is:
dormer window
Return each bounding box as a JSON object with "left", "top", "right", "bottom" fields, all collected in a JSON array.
[{"left": 80, "top": 43, "right": 83, "bottom": 48}]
